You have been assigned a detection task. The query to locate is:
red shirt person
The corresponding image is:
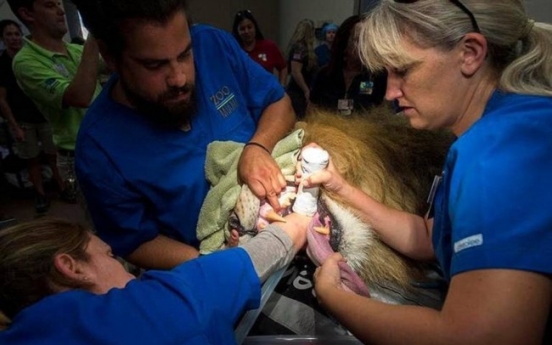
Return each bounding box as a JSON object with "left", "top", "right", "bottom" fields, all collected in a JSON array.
[{"left": 232, "top": 10, "right": 287, "bottom": 86}]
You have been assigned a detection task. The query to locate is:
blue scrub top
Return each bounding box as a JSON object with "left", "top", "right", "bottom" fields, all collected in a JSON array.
[
  {"left": 76, "top": 24, "right": 285, "bottom": 256},
  {"left": 0, "top": 248, "right": 260, "bottom": 345},
  {"left": 432, "top": 91, "right": 552, "bottom": 281}
]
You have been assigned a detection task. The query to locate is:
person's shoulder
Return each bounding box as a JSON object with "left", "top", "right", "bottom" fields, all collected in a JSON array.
[
  {"left": 457, "top": 92, "right": 552, "bottom": 155},
  {"left": 11, "top": 46, "right": 37, "bottom": 75},
  {"left": 191, "top": 24, "right": 237, "bottom": 48},
  {"left": 11, "top": 42, "right": 46, "bottom": 71},
  {"left": 483, "top": 91, "right": 552, "bottom": 123},
  {"left": 191, "top": 23, "right": 229, "bottom": 39}
]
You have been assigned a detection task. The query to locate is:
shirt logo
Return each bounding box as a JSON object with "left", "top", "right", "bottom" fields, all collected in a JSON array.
[
  {"left": 454, "top": 234, "right": 483, "bottom": 253},
  {"left": 43, "top": 78, "right": 61, "bottom": 94},
  {"left": 209, "top": 86, "right": 238, "bottom": 118}
]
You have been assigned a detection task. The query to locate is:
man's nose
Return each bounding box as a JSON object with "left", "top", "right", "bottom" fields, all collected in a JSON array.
[
  {"left": 56, "top": 2, "right": 65, "bottom": 15},
  {"left": 166, "top": 62, "right": 187, "bottom": 88}
]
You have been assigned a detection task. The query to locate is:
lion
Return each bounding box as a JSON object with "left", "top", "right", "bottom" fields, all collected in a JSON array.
[{"left": 228, "top": 104, "right": 455, "bottom": 305}]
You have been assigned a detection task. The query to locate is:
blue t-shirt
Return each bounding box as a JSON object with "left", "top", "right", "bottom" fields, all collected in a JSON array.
[
  {"left": 76, "top": 24, "right": 284, "bottom": 256},
  {"left": 432, "top": 91, "right": 552, "bottom": 281},
  {"left": 0, "top": 248, "right": 260, "bottom": 345}
]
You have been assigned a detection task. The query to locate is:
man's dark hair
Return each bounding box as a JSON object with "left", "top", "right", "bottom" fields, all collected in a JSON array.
[
  {"left": 0, "top": 19, "right": 22, "bottom": 36},
  {"left": 71, "top": 0, "right": 188, "bottom": 57},
  {"left": 6, "top": 0, "right": 35, "bottom": 27}
]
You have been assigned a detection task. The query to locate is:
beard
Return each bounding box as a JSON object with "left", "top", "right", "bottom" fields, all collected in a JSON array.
[{"left": 120, "top": 78, "right": 197, "bottom": 129}]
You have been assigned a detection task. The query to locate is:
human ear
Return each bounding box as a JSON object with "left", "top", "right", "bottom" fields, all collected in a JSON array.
[
  {"left": 53, "top": 253, "right": 88, "bottom": 282},
  {"left": 17, "top": 8, "right": 34, "bottom": 25},
  {"left": 459, "top": 33, "right": 487, "bottom": 77}
]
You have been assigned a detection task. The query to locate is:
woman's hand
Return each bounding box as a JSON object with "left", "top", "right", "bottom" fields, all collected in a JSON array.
[
  {"left": 314, "top": 252, "right": 347, "bottom": 299},
  {"left": 296, "top": 143, "right": 349, "bottom": 195}
]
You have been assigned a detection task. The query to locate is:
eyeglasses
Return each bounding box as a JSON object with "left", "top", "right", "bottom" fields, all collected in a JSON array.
[{"left": 395, "top": 0, "right": 480, "bottom": 33}]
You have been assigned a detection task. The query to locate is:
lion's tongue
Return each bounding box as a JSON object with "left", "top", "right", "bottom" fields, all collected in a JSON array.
[{"left": 306, "top": 215, "right": 370, "bottom": 297}]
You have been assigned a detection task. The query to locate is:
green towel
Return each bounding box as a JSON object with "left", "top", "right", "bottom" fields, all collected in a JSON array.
[{"left": 197, "top": 129, "right": 304, "bottom": 254}]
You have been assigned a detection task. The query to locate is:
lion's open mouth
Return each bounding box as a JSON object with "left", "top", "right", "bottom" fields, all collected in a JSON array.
[{"left": 306, "top": 198, "right": 370, "bottom": 296}]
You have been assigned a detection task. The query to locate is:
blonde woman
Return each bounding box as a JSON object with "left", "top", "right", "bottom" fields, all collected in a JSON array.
[
  {"left": 286, "top": 19, "right": 318, "bottom": 119},
  {"left": 308, "top": 0, "right": 552, "bottom": 344}
]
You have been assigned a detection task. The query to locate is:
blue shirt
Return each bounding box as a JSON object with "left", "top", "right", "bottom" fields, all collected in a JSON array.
[
  {"left": 432, "top": 91, "right": 552, "bottom": 281},
  {"left": 0, "top": 248, "right": 260, "bottom": 345},
  {"left": 76, "top": 24, "right": 284, "bottom": 256}
]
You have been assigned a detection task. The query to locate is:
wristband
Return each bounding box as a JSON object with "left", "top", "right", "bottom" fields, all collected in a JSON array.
[{"left": 244, "top": 141, "right": 271, "bottom": 154}]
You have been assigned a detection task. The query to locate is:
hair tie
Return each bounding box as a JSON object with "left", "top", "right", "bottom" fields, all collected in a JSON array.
[{"left": 520, "top": 19, "right": 535, "bottom": 40}]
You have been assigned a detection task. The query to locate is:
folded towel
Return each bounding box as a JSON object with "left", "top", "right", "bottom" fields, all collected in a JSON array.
[{"left": 197, "top": 129, "right": 304, "bottom": 253}]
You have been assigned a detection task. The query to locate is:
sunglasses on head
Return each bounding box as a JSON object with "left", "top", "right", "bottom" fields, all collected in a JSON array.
[
  {"left": 235, "top": 10, "right": 252, "bottom": 18},
  {"left": 395, "top": 0, "right": 480, "bottom": 33}
]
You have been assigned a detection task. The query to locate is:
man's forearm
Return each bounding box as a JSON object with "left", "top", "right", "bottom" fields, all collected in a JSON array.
[
  {"left": 63, "top": 37, "right": 100, "bottom": 108},
  {"left": 126, "top": 234, "right": 200, "bottom": 270},
  {"left": 249, "top": 94, "right": 296, "bottom": 151}
]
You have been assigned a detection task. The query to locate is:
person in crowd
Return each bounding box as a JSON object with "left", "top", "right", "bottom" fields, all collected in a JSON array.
[
  {"left": 314, "top": 22, "right": 337, "bottom": 68},
  {"left": 310, "top": 15, "right": 387, "bottom": 116},
  {"left": 7, "top": 0, "right": 102, "bottom": 204},
  {"left": 0, "top": 19, "right": 64, "bottom": 212},
  {"left": 307, "top": 0, "right": 552, "bottom": 344},
  {"left": 0, "top": 213, "right": 310, "bottom": 344},
  {"left": 286, "top": 18, "right": 318, "bottom": 119},
  {"left": 232, "top": 9, "right": 287, "bottom": 86},
  {"left": 73, "top": 0, "right": 296, "bottom": 270}
]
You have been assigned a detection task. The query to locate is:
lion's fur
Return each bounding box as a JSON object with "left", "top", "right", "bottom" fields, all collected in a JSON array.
[{"left": 298, "top": 106, "right": 455, "bottom": 292}]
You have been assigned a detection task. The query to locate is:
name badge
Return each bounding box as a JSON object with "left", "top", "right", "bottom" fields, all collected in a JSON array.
[
  {"left": 338, "top": 99, "right": 354, "bottom": 116},
  {"left": 359, "top": 80, "right": 374, "bottom": 95}
]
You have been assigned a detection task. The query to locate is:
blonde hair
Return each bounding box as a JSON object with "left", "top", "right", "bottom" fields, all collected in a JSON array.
[
  {"left": 287, "top": 18, "right": 318, "bottom": 71},
  {"left": 0, "top": 218, "right": 92, "bottom": 319},
  {"left": 358, "top": 0, "right": 552, "bottom": 96}
]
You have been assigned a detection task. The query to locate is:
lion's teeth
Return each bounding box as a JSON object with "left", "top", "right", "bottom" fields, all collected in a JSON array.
[{"left": 313, "top": 226, "right": 330, "bottom": 235}]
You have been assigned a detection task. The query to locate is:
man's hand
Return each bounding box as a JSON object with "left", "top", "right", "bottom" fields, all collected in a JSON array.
[{"left": 238, "top": 144, "right": 287, "bottom": 211}]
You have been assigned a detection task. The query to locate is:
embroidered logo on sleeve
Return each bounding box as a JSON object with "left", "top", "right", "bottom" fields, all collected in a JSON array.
[{"left": 454, "top": 234, "right": 483, "bottom": 253}]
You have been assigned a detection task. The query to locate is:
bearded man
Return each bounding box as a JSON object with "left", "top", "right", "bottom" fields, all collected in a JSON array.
[{"left": 74, "top": 0, "right": 296, "bottom": 269}]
